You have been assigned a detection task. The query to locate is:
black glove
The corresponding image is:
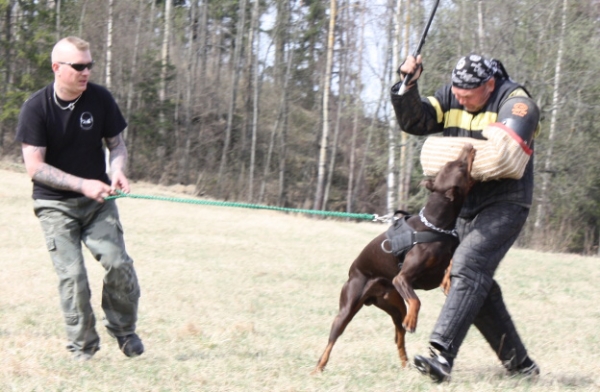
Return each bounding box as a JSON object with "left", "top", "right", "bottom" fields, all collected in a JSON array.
[{"left": 397, "top": 61, "right": 423, "bottom": 87}]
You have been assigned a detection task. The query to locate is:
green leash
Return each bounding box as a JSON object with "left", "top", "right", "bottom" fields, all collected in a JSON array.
[{"left": 106, "top": 191, "right": 388, "bottom": 222}]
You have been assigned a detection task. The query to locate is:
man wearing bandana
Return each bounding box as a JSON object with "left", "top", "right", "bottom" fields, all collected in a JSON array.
[{"left": 390, "top": 54, "right": 540, "bottom": 383}]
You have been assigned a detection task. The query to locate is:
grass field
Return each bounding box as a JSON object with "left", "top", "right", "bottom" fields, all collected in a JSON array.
[{"left": 1, "top": 165, "right": 599, "bottom": 391}]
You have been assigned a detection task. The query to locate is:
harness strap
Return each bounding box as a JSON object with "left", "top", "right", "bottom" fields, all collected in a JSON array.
[{"left": 384, "top": 215, "right": 458, "bottom": 270}]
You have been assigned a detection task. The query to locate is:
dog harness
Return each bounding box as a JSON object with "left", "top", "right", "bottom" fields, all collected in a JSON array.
[{"left": 383, "top": 211, "right": 458, "bottom": 270}]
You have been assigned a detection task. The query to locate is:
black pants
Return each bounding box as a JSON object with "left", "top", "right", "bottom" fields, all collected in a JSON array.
[{"left": 429, "top": 202, "right": 530, "bottom": 369}]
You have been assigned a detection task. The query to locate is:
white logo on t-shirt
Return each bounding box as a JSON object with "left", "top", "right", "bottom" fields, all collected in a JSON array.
[{"left": 80, "top": 112, "right": 94, "bottom": 130}]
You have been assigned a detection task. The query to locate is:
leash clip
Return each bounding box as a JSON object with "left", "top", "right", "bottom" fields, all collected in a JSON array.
[{"left": 372, "top": 213, "right": 394, "bottom": 223}]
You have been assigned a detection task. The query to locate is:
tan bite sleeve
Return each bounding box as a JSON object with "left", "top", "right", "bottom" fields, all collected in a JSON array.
[{"left": 420, "top": 123, "right": 532, "bottom": 181}]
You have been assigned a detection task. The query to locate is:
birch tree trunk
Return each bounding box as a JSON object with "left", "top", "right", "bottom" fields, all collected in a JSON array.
[
  {"left": 158, "top": 0, "right": 172, "bottom": 180},
  {"left": 125, "top": 0, "right": 145, "bottom": 146},
  {"left": 4, "top": 0, "right": 16, "bottom": 87},
  {"left": 248, "top": 0, "right": 260, "bottom": 202},
  {"left": 276, "top": 0, "right": 293, "bottom": 207},
  {"left": 277, "top": 82, "right": 289, "bottom": 207},
  {"left": 193, "top": 0, "right": 209, "bottom": 186},
  {"left": 55, "top": 0, "right": 61, "bottom": 39},
  {"left": 477, "top": 0, "right": 485, "bottom": 53},
  {"left": 104, "top": 0, "right": 113, "bottom": 171},
  {"left": 457, "top": 0, "right": 465, "bottom": 55},
  {"left": 313, "top": 0, "right": 336, "bottom": 211},
  {"left": 217, "top": 0, "right": 247, "bottom": 196},
  {"left": 346, "top": 1, "right": 364, "bottom": 214},
  {"left": 396, "top": 0, "right": 407, "bottom": 211},
  {"left": 259, "top": 108, "right": 280, "bottom": 204},
  {"left": 177, "top": 0, "right": 197, "bottom": 184},
  {"left": 105, "top": 0, "right": 113, "bottom": 89},
  {"left": 323, "top": 38, "right": 345, "bottom": 211},
  {"left": 0, "top": 0, "right": 17, "bottom": 148},
  {"left": 386, "top": 0, "right": 399, "bottom": 214},
  {"left": 149, "top": 0, "right": 156, "bottom": 35},
  {"left": 534, "top": 0, "right": 568, "bottom": 238},
  {"left": 77, "top": 0, "right": 87, "bottom": 38},
  {"left": 238, "top": 0, "right": 259, "bottom": 191},
  {"left": 398, "top": 0, "right": 418, "bottom": 210}
]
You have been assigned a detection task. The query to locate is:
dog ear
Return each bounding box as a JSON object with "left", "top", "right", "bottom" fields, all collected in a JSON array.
[
  {"left": 444, "top": 186, "right": 457, "bottom": 201},
  {"left": 421, "top": 178, "right": 435, "bottom": 191}
]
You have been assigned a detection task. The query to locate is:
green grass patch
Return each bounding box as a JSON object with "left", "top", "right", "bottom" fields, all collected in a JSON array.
[{"left": 1, "top": 168, "right": 599, "bottom": 391}]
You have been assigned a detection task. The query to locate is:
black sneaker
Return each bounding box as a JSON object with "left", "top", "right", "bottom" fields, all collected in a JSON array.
[
  {"left": 116, "top": 333, "right": 144, "bottom": 357},
  {"left": 414, "top": 351, "right": 452, "bottom": 383}
]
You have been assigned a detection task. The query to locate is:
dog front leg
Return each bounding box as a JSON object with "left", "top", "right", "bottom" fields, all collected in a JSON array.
[
  {"left": 391, "top": 251, "right": 424, "bottom": 333},
  {"left": 440, "top": 259, "right": 453, "bottom": 295},
  {"left": 392, "top": 273, "right": 421, "bottom": 333}
]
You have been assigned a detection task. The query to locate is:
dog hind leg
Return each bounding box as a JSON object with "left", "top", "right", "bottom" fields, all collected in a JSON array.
[
  {"left": 375, "top": 287, "right": 409, "bottom": 367},
  {"left": 313, "top": 273, "right": 389, "bottom": 373}
]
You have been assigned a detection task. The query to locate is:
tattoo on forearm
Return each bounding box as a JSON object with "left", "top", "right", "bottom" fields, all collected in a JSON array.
[
  {"left": 105, "top": 136, "right": 121, "bottom": 150},
  {"left": 33, "top": 165, "right": 83, "bottom": 192},
  {"left": 106, "top": 135, "right": 128, "bottom": 173}
]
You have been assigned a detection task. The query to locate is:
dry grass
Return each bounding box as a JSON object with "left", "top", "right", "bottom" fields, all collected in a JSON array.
[{"left": 1, "top": 165, "right": 599, "bottom": 391}]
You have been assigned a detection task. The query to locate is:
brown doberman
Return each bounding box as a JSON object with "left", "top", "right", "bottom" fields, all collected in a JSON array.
[{"left": 313, "top": 143, "right": 476, "bottom": 373}]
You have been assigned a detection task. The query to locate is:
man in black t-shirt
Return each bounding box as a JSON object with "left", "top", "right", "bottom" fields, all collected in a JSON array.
[{"left": 16, "top": 36, "right": 143, "bottom": 361}]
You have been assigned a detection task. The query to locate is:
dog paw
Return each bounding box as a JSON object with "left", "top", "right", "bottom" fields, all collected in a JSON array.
[
  {"left": 402, "top": 322, "right": 417, "bottom": 333},
  {"left": 310, "top": 368, "right": 323, "bottom": 376}
]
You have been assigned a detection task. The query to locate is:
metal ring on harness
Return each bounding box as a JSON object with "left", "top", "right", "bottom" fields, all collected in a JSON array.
[{"left": 381, "top": 238, "right": 393, "bottom": 254}]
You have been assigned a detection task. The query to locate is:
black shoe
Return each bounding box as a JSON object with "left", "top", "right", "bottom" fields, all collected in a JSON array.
[
  {"left": 116, "top": 333, "right": 144, "bottom": 357},
  {"left": 71, "top": 348, "right": 99, "bottom": 361},
  {"left": 507, "top": 356, "right": 540, "bottom": 378},
  {"left": 414, "top": 351, "right": 452, "bottom": 383},
  {"left": 67, "top": 342, "right": 100, "bottom": 361}
]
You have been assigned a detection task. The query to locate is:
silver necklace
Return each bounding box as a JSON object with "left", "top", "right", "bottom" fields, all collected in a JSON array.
[
  {"left": 419, "top": 207, "right": 458, "bottom": 237},
  {"left": 53, "top": 89, "right": 82, "bottom": 111}
]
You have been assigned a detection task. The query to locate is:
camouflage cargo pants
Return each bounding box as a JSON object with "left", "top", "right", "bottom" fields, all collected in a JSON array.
[{"left": 33, "top": 197, "right": 140, "bottom": 355}]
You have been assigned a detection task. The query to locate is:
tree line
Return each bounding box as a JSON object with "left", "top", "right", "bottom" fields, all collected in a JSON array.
[{"left": 1, "top": 0, "right": 599, "bottom": 255}]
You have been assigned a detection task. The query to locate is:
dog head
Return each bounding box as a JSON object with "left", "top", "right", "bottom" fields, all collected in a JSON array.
[{"left": 421, "top": 143, "right": 476, "bottom": 204}]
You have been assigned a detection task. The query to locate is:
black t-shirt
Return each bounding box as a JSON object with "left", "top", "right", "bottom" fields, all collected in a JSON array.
[{"left": 16, "top": 82, "right": 127, "bottom": 200}]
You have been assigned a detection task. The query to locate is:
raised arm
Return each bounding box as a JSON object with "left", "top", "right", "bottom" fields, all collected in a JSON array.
[{"left": 391, "top": 55, "right": 443, "bottom": 136}]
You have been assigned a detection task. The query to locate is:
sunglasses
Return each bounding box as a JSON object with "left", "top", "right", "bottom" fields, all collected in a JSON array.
[{"left": 58, "top": 61, "right": 95, "bottom": 72}]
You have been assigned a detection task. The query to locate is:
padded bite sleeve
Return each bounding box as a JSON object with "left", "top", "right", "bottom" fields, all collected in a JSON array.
[{"left": 420, "top": 123, "right": 532, "bottom": 181}]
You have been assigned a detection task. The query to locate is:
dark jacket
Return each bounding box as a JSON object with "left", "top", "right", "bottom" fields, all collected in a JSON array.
[{"left": 390, "top": 78, "right": 534, "bottom": 218}]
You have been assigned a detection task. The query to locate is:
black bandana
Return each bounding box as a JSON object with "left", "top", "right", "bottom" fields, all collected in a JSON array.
[{"left": 451, "top": 54, "right": 509, "bottom": 89}]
